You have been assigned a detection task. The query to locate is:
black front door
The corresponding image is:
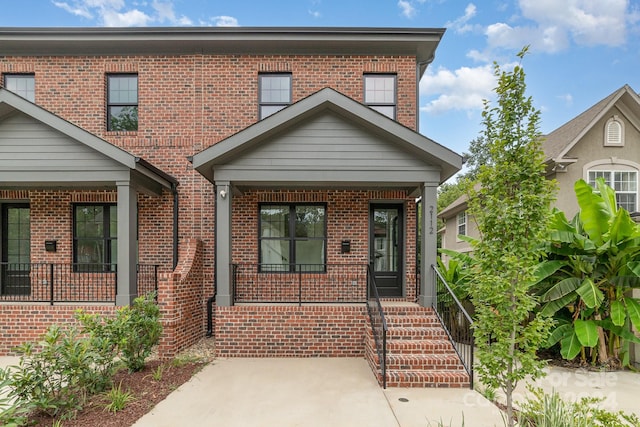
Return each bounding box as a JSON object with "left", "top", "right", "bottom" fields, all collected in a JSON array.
[
  {"left": 1, "top": 204, "right": 31, "bottom": 296},
  {"left": 369, "top": 204, "right": 403, "bottom": 297}
]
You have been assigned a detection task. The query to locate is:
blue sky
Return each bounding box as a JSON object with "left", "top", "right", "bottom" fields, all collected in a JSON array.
[{"left": 1, "top": 0, "right": 639, "bottom": 157}]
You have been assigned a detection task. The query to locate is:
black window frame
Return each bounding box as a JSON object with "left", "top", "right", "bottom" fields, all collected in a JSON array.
[
  {"left": 258, "top": 73, "right": 292, "bottom": 120},
  {"left": 258, "top": 203, "right": 327, "bottom": 273},
  {"left": 73, "top": 203, "right": 117, "bottom": 272},
  {"left": 363, "top": 73, "right": 397, "bottom": 119},
  {"left": 3, "top": 73, "right": 35, "bottom": 102},
  {"left": 106, "top": 73, "right": 138, "bottom": 132}
]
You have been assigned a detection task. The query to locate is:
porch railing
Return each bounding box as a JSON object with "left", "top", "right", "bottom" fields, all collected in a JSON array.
[
  {"left": 432, "top": 264, "right": 474, "bottom": 389},
  {"left": 366, "top": 264, "right": 388, "bottom": 389},
  {"left": 232, "top": 263, "right": 368, "bottom": 305},
  {"left": 0, "top": 262, "right": 158, "bottom": 304}
]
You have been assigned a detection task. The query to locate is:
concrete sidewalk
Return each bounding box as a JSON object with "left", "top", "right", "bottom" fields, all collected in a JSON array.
[{"left": 131, "top": 358, "right": 504, "bottom": 427}]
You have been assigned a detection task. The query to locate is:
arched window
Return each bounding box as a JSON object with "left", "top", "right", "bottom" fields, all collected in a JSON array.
[{"left": 604, "top": 116, "right": 624, "bottom": 146}]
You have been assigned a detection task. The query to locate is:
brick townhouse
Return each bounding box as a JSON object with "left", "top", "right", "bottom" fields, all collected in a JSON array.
[{"left": 0, "top": 27, "right": 467, "bottom": 387}]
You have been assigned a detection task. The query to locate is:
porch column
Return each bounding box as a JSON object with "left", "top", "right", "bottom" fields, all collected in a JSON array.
[
  {"left": 215, "top": 181, "right": 233, "bottom": 306},
  {"left": 116, "top": 181, "right": 138, "bottom": 306},
  {"left": 418, "top": 183, "right": 438, "bottom": 307}
]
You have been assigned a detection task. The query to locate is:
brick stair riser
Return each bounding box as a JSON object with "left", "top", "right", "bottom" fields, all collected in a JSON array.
[
  {"left": 384, "top": 315, "right": 441, "bottom": 328},
  {"left": 386, "top": 327, "right": 448, "bottom": 340},
  {"left": 386, "top": 355, "right": 466, "bottom": 371}
]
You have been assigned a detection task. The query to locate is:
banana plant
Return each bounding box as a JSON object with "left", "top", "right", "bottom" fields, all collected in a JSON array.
[{"left": 535, "top": 178, "right": 640, "bottom": 366}]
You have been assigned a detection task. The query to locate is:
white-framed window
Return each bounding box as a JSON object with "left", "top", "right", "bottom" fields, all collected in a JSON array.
[
  {"left": 456, "top": 211, "right": 467, "bottom": 239},
  {"left": 4, "top": 74, "right": 35, "bottom": 102},
  {"left": 604, "top": 116, "right": 624, "bottom": 146},
  {"left": 588, "top": 170, "right": 637, "bottom": 212}
]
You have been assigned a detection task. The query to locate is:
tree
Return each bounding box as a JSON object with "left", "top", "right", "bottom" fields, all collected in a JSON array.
[{"left": 466, "top": 47, "right": 556, "bottom": 426}]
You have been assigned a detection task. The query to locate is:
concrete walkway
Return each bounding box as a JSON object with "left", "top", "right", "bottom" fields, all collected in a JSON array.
[{"left": 3, "top": 356, "right": 639, "bottom": 426}]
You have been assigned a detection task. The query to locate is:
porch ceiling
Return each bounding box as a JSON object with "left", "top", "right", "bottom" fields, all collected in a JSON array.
[
  {"left": 0, "top": 89, "right": 176, "bottom": 196},
  {"left": 192, "top": 88, "right": 462, "bottom": 191}
]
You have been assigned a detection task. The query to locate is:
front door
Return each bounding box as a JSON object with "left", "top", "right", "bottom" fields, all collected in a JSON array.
[
  {"left": 1, "top": 204, "right": 31, "bottom": 296},
  {"left": 370, "top": 204, "right": 403, "bottom": 297}
]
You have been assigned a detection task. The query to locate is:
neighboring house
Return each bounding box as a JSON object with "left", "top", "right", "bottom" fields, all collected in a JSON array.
[
  {"left": 0, "top": 27, "right": 467, "bottom": 387},
  {"left": 439, "top": 84, "right": 640, "bottom": 256}
]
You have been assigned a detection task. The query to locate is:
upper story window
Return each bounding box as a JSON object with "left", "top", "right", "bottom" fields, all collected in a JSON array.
[
  {"left": 588, "top": 170, "right": 637, "bottom": 212},
  {"left": 604, "top": 116, "right": 624, "bottom": 146},
  {"left": 364, "top": 74, "right": 396, "bottom": 119},
  {"left": 4, "top": 74, "right": 35, "bottom": 102},
  {"left": 457, "top": 211, "right": 467, "bottom": 239},
  {"left": 73, "top": 204, "right": 117, "bottom": 272},
  {"left": 259, "top": 73, "right": 292, "bottom": 119},
  {"left": 107, "top": 74, "right": 138, "bottom": 131},
  {"left": 259, "top": 203, "right": 326, "bottom": 272}
]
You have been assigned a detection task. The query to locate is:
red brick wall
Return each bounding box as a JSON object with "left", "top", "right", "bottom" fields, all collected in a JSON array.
[
  {"left": 0, "top": 305, "right": 117, "bottom": 355},
  {"left": 215, "top": 305, "right": 367, "bottom": 357}
]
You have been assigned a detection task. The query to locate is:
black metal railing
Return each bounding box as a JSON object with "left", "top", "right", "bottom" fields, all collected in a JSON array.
[
  {"left": 232, "top": 263, "right": 368, "bottom": 305},
  {"left": 0, "top": 262, "right": 158, "bottom": 304},
  {"left": 366, "top": 264, "right": 388, "bottom": 389},
  {"left": 432, "top": 264, "right": 474, "bottom": 389}
]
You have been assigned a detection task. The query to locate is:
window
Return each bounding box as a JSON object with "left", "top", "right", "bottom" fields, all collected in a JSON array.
[
  {"left": 73, "top": 204, "right": 117, "bottom": 272},
  {"left": 364, "top": 74, "right": 396, "bottom": 119},
  {"left": 457, "top": 211, "right": 467, "bottom": 239},
  {"left": 588, "top": 170, "right": 637, "bottom": 212},
  {"left": 4, "top": 74, "right": 35, "bottom": 102},
  {"left": 259, "top": 73, "right": 291, "bottom": 119},
  {"left": 107, "top": 74, "right": 138, "bottom": 131},
  {"left": 605, "top": 116, "right": 624, "bottom": 146},
  {"left": 259, "top": 204, "right": 326, "bottom": 272}
]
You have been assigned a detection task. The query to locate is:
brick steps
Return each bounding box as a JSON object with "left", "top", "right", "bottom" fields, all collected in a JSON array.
[{"left": 365, "top": 305, "right": 470, "bottom": 388}]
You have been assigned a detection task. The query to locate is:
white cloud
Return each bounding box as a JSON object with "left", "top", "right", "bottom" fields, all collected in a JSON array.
[
  {"left": 420, "top": 64, "right": 496, "bottom": 114},
  {"left": 309, "top": 10, "right": 321, "bottom": 18},
  {"left": 398, "top": 0, "right": 416, "bottom": 19},
  {"left": 445, "top": 3, "right": 477, "bottom": 34},
  {"left": 52, "top": 0, "right": 194, "bottom": 26},
  {"left": 557, "top": 93, "right": 573, "bottom": 106},
  {"left": 209, "top": 16, "right": 239, "bottom": 27}
]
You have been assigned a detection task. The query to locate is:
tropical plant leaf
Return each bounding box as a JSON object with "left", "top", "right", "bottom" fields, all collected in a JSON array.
[
  {"left": 540, "top": 292, "right": 577, "bottom": 317},
  {"left": 541, "top": 277, "right": 580, "bottom": 302},
  {"left": 610, "top": 300, "right": 626, "bottom": 327},
  {"left": 574, "top": 319, "right": 598, "bottom": 347},
  {"left": 625, "top": 297, "right": 640, "bottom": 331},
  {"left": 599, "top": 317, "right": 640, "bottom": 345},
  {"left": 546, "top": 323, "right": 573, "bottom": 348},
  {"left": 533, "top": 260, "right": 566, "bottom": 284},
  {"left": 575, "top": 179, "right": 609, "bottom": 246},
  {"left": 609, "top": 208, "right": 636, "bottom": 245},
  {"left": 595, "top": 177, "right": 618, "bottom": 217},
  {"left": 560, "top": 332, "right": 582, "bottom": 360},
  {"left": 575, "top": 278, "right": 604, "bottom": 309}
]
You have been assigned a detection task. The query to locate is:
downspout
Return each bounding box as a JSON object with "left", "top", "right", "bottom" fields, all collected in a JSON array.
[
  {"left": 415, "top": 196, "right": 422, "bottom": 302},
  {"left": 206, "top": 181, "right": 217, "bottom": 337},
  {"left": 172, "top": 183, "right": 178, "bottom": 270}
]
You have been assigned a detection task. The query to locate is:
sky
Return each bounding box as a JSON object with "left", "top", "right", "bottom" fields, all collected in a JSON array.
[{"left": 1, "top": 0, "right": 639, "bottom": 160}]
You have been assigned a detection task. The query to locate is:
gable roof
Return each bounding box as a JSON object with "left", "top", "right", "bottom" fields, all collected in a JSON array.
[
  {"left": 0, "top": 88, "right": 176, "bottom": 193},
  {"left": 192, "top": 87, "right": 462, "bottom": 187},
  {"left": 542, "top": 84, "right": 640, "bottom": 162}
]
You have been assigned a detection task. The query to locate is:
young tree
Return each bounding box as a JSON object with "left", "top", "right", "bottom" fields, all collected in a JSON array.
[{"left": 467, "top": 47, "right": 556, "bottom": 426}]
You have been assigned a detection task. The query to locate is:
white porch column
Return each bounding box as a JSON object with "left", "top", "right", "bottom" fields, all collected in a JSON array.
[
  {"left": 418, "top": 183, "right": 438, "bottom": 307},
  {"left": 116, "top": 181, "right": 138, "bottom": 306},
  {"left": 215, "top": 181, "right": 233, "bottom": 306}
]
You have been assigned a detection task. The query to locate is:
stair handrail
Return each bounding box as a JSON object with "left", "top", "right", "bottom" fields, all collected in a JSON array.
[
  {"left": 366, "top": 265, "right": 388, "bottom": 389},
  {"left": 432, "top": 264, "right": 475, "bottom": 389}
]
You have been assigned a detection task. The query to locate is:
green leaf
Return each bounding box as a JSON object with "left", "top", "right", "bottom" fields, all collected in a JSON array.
[
  {"left": 575, "top": 278, "right": 604, "bottom": 309},
  {"left": 611, "top": 300, "right": 626, "bottom": 326},
  {"left": 625, "top": 297, "right": 640, "bottom": 331},
  {"left": 533, "top": 260, "right": 566, "bottom": 284},
  {"left": 574, "top": 319, "right": 598, "bottom": 347},
  {"left": 575, "top": 179, "right": 610, "bottom": 246},
  {"left": 546, "top": 323, "right": 573, "bottom": 347},
  {"left": 540, "top": 292, "right": 577, "bottom": 317},
  {"left": 560, "top": 332, "right": 582, "bottom": 360},
  {"left": 542, "top": 277, "right": 580, "bottom": 302}
]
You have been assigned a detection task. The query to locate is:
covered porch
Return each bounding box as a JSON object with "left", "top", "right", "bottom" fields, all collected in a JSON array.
[
  {"left": 193, "top": 88, "right": 462, "bottom": 308},
  {"left": 0, "top": 88, "right": 177, "bottom": 306}
]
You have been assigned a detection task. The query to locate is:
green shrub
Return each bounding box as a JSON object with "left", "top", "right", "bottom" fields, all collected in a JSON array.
[{"left": 0, "top": 366, "right": 31, "bottom": 427}]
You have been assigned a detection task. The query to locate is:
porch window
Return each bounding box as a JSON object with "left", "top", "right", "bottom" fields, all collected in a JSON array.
[
  {"left": 4, "top": 74, "right": 35, "bottom": 102},
  {"left": 259, "top": 204, "right": 326, "bottom": 272},
  {"left": 364, "top": 74, "right": 396, "bottom": 119},
  {"left": 73, "top": 204, "right": 117, "bottom": 272},
  {"left": 107, "top": 74, "right": 138, "bottom": 131},
  {"left": 258, "top": 73, "right": 291, "bottom": 119},
  {"left": 588, "top": 170, "right": 638, "bottom": 212}
]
